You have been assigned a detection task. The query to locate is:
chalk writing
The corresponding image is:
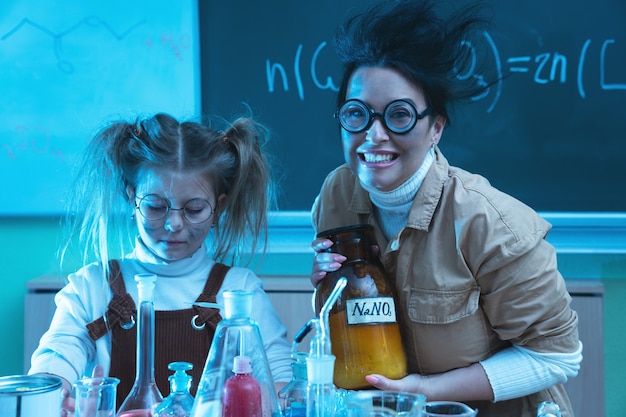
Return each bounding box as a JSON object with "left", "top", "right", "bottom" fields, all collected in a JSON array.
[
  {"left": 1, "top": 17, "right": 146, "bottom": 73},
  {"left": 265, "top": 31, "right": 625, "bottom": 112},
  {"left": 266, "top": 41, "right": 339, "bottom": 101},
  {"left": 143, "top": 31, "right": 192, "bottom": 60},
  {"left": 1, "top": 125, "right": 65, "bottom": 162}
]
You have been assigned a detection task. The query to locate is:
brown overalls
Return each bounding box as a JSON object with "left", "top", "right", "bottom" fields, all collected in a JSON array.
[{"left": 87, "top": 260, "right": 229, "bottom": 408}]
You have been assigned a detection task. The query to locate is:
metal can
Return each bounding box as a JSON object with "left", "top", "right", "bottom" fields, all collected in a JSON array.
[{"left": 0, "top": 375, "right": 62, "bottom": 417}]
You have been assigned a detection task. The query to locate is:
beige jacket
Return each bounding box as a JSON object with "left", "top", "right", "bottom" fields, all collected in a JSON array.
[{"left": 312, "top": 148, "right": 579, "bottom": 417}]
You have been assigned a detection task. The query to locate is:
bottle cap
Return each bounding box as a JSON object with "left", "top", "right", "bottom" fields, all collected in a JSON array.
[
  {"left": 223, "top": 290, "right": 254, "bottom": 319},
  {"left": 232, "top": 355, "right": 253, "bottom": 374},
  {"left": 168, "top": 361, "right": 193, "bottom": 393},
  {"left": 134, "top": 274, "right": 157, "bottom": 302},
  {"left": 306, "top": 355, "right": 335, "bottom": 384}
]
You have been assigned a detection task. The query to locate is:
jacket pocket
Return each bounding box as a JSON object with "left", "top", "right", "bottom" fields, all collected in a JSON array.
[{"left": 408, "top": 286, "right": 480, "bottom": 324}]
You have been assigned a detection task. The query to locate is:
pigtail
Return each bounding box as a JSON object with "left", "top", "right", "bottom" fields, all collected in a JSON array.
[
  {"left": 215, "top": 117, "right": 275, "bottom": 264},
  {"left": 59, "top": 121, "right": 136, "bottom": 278}
]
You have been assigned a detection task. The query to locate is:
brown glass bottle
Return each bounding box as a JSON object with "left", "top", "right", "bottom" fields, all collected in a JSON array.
[{"left": 314, "top": 224, "right": 407, "bottom": 390}]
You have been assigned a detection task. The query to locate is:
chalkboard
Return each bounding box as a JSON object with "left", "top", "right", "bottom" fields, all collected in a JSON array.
[
  {"left": 199, "top": 0, "right": 626, "bottom": 212},
  {"left": 0, "top": 0, "right": 199, "bottom": 215}
]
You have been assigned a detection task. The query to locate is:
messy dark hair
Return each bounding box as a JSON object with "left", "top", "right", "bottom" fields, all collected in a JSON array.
[{"left": 334, "top": 0, "right": 494, "bottom": 125}]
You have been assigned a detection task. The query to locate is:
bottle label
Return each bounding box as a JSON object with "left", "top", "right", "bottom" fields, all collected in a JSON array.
[{"left": 345, "top": 297, "right": 397, "bottom": 325}]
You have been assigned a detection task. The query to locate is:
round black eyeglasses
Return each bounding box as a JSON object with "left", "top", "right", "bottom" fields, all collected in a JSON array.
[
  {"left": 135, "top": 194, "right": 215, "bottom": 224},
  {"left": 335, "top": 99, "right": 431, "bottom": 134}
]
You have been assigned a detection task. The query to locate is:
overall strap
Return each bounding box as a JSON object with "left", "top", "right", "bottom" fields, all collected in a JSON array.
[
  {"left": 86, "top": 260, "right": 136, "bottom": 341},
  {"left": 190, "top": 262, "right": 230, "bottom": 329}
]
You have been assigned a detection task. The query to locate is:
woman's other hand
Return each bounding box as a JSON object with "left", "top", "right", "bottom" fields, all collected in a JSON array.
[
  {"left": 310, "top": 238, "right": 346, "bottom": 286},
  {"left": 365, "top": 363, "right": 494, "bottom": 402}
]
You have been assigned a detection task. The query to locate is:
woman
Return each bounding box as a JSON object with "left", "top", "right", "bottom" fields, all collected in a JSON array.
[
  {"left": 310, "top": 1, "right": 581, "bottom": 416},
  {"left": 28, "top": 113, "right": 292, "bottom": 414}
]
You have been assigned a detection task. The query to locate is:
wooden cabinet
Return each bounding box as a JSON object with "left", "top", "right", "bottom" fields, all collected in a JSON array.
[{"left": 24, "top": 276, "right": 604, "bottom": 416}]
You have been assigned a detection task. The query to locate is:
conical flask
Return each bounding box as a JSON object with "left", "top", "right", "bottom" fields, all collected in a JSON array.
[
  {"left": 190, "top": 290, "right": 281, "bottom": 417},
  {"left": 117, "top": 274, "right": 164, "bottom": 416}
]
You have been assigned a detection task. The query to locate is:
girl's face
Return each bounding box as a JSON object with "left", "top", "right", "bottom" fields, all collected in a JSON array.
[
  {"left": 129, "top": 168, "right": 224, "bottom": 262},
  {"left": 341, "top": 66, "right": 446, "bottom": 191}
]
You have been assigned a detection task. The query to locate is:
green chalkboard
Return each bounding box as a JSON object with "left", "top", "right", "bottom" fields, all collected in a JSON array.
[{"left": 199, "top": 0, "right": 626, "bottom": 212}]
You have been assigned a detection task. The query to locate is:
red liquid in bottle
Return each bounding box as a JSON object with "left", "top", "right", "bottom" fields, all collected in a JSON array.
[{"left": 222, "top": 356, "right": 262, "bottom": 417}]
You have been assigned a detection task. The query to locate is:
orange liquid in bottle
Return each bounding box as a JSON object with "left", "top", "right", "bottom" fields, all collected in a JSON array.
[
  {"left": 316, "top": 224, "right": 408, "bottom": 390},
  {"left": 329, "top": 308, "right": 407, "bottom": 389}
]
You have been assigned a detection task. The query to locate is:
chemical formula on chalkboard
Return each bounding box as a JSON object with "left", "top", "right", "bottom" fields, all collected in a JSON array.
[
  {"left": 1, "top": 17, "right": 146, "bottom": 73},
  {"left": 264, "top": 32, "right": 625, "bottom": 113}
]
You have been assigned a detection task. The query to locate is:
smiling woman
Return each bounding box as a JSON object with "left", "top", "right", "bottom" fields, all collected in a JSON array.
[
  {"left": 26, "top": 112, "right": 293, "bottom": 415},
  {"left": 309, "top": 2, "right": 582, "bottom": 416}
]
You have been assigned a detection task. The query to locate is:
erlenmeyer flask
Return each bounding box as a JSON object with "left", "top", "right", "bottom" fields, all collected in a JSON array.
[
  {"left": 190, "top": 290, "right": 281, "bottom": 417},
  {"left": 117, "top": 274, "right": 164, "bottom": 416}
]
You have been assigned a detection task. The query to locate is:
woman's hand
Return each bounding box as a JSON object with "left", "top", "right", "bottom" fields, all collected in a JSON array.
[
  {"left": 60, "top": 365, "right": 105, "bottom": 417},
  {"left": 310, "top": 238, "right": 346, "bottom": 286},
  {"left": 365, "top": 363, "right": 494, "bottom": 402}
]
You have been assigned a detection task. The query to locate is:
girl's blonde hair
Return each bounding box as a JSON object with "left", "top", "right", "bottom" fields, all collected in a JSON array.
[{"left": 59, "top": 112, "right": 275, "bottom": 274}]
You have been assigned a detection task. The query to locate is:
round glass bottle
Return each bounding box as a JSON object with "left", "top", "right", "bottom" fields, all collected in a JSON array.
[
  {"left": 314, "top": 224, "right": 407, "bottom": 390},
  {"left": 154, "top": 362, "right": 195, "bottom": 417},
  {"left": 278, "top": 352, "right": 308, "bottom": 417}
]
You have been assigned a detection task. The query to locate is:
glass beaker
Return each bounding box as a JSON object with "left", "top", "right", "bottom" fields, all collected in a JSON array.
[
  {"left": 537, "top": 400, "right": 561, "bottom": 417},
  {"left": 422, "top": 401, "right": 478, "bottom": 416},
  {"left": 343, "top": 390, "right": 426, "bottom": 417},
  {"left": 74, "top": 377, "right": 120, "bottom": 417},
  {"left": 190, "top": 290, "right": 281, "bottom": 417}
]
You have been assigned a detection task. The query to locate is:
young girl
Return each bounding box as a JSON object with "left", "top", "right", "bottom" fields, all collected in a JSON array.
[{"left": 28, "top": 113, "right": 292, "bottom": 413}]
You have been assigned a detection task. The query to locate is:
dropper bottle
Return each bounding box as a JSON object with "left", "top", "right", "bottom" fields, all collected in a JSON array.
[
  {"left": 154, "top": 362, "right": 195, "bottom": 417},
  {"left": 117, "top": 274, "right": 164, "bottom": 416}
]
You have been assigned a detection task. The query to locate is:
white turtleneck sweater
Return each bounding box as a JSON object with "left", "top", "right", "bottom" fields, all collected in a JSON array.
[{"left": 29, "top": 238, "right": 293, "bottom": 385}]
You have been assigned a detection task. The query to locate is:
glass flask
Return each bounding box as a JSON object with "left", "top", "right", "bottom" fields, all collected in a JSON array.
[
  {"left": 154, "top": 362, "right": 195, "bottom": 417},
  {"left": 314, "top": 224, "right": 407, "bottom": 390},
  {"left": 190, "top": 290, "right": 281, "bottom": 417},
  {"left": 305, "top": 319, "right": 336, "bottom": 417},
  {"left": 117, "top": 274, "right": 164, "bottom": 417},
  {"left": 278, "top": 352, "right": 308, "bottom": 417}
]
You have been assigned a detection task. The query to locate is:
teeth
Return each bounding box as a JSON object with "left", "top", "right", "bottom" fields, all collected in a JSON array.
[{"left": 363, "top": 153, "right": 393, "bottom": 163}]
